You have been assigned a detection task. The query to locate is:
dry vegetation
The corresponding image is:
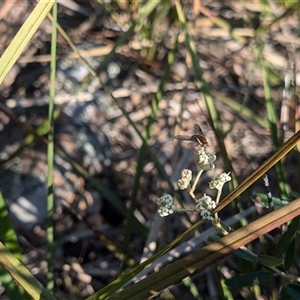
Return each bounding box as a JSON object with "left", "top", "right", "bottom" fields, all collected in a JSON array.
[{"left": 0, "top": 1, "right": 299, "bottom": 299}]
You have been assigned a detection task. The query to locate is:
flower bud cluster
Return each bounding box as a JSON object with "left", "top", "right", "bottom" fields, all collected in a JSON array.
[
  {"left": 157, "top": 149, "right": 231, "bottom": 221},
  {"left": 177, "top": 169, "right": 192, "bottom": 190},
  {"left": 209, "top": 172, "right": 231, "bottom": 190},
  {"left": 198, "top": 150, "right": 216, "bottom": 171},
  {"left": 157, "top": 194, "right": 176, "bottom": 217},
  {"left": 195, "top": 194, "right": 216, "bottom": 220}
]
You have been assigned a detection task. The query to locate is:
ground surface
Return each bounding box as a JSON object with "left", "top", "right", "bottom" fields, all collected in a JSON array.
[{"left": 0, "top": 1, "right": 299, "bottom": 299}]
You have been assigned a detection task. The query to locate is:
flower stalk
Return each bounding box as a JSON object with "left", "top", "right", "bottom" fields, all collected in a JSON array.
[
  {"left": 156, "top": 137, "right": 298, "bottom": 284},
  {"left": 157, "top": 148, "right": 230, "bottom": 221}
]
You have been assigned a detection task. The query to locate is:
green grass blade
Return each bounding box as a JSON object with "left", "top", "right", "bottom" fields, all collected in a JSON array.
[
  {"left": 214, "top": 93, "right": 269, "bottom": 129},
  {"left": 46, "top": 2, "right": 57, "bottom": 292},
  {"left": 256, "top": 2, "right": 300, "bottom": 35},
  {"left": 0, "top": 192, "right": 22, "bottom": 261},
  {"left": 122, "top": 34, "right": 177, "bottom": 267},
  {"left": 174, "top": 1, "right": 237, "bottom": 191},
  {"left": 87, "top": 130, "right": 300, "bottom": 300},
  {"left": 272, "top": 216, "right": 300, "bottom": 258},
  {"left": 0, "top": 240, "right": 57, "bottom": 300},
  {"left": 106, "top": 199, "right": 300, "bottom": 299},
  {"left": 216, "top": 131, "right": 300, "bottom": 212},
  {"left": 0, "top": 192, "right": 30, "bottom": 300},
  {"left": 0, "top": 1, "right": 54, "bottom": 84},
  {"left": 257, "top": 46, "right": 290, "bottom": 198}
]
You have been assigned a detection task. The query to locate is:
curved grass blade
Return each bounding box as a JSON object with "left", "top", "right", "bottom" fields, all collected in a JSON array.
[
  {"left": 0, "top": 192, "right": 30, "bottom": 300},
  {"left": 0, "top": 1, "right": 54, "bottom": 84},
  {"left": 0, "top": 241, "right": 57, "bottom": 300}
]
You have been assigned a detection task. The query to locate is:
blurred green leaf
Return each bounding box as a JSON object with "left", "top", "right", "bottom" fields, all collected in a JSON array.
[
  {"left": 0, "top": 192, "right": 22, "bottom": 260},
  {"left": 284, "top": 238, "right": 295, "bottom": 271},
  {"left": 272, "top": 216, "right": 300, "bottom": 258},
  {"left": 225, "top": 271, "right": 274, "bottom": 287},
  {"left": 280, "top": 283, "right": 300, "bottom": 300},
  {"left": 257, "top": 255, "right": 282, "bottom": 267},
  {"left": 0, "top": 192, "right": 30, "bottom": 300},
  {"left": 289, "top": 192, "right": 300, "bottom": 199},
  {"left": 0, "top": 241, "right": 57, "bottom": 300},
  {"left": 233, "top": 249, "right": 256, "bottom": 263},
  {"left": 251, "top": 193, "right": 290, "bottom": 210}
]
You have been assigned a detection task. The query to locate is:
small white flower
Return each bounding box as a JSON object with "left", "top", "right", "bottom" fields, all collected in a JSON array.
[
  {"left": 177, "top": 178, "right": 189, "bottom": 190},
  {"left": 200, "top": 210, "right": 211, "bottom": 220},
  {"left": 198, "top": 150, "right": 216, "bottom": 170},
  {"left": 177, "top": 169, "right": 192, "bottom": 190},
  {"left": 157, "top": 194, "right": 173, "bottom": 206},
  {"left": 221, "top": 172, "right": 231, "bottom": 182},
  {"left": 181, "top": 169, "right": 192, "bottom": 181},
  {"left": 209, "top": 172, "right": 231, "bottom": 190},
  {"left": 207, "top": 153, "right": 217, "bottom": 162},
  {"left": 206, "top": 202, "right": 216, "bottom": 210},
  {"left": 201, "top": 194, "right": 212, "bottom": 202},
  {"left": 158, "top": 206, "right": 169, "bottom": 217},
  {"left": 206, "top": 163, "right": 215, "bottom": 171},
  {"left": 157, "top": 194, "right": 176, "bottom": 217},
  {"left": 195, "top": 202, "right": 205, "bottom": 211},
  {"left": 195, "top": 194, "right": 216, "bottom": 212}
]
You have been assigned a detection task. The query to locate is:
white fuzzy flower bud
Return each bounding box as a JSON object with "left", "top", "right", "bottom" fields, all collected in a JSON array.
[
  {"left": 157, "top": 194, "right": 176, "bottom": 217},
  {"left": 198, "top": 150, "right": 216, "bottom": 170},
  {"left": 209, "top": 172, "right": 231, "bottom": 190},
  {"left": 195, "top": 194, "right": 216, "bottom": 212},
  {"left": 200, "top": 210, "right": 212, "bottom": 220},
  {"left": 177, "top": 169, "right": 192, "bottom": 190}
]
